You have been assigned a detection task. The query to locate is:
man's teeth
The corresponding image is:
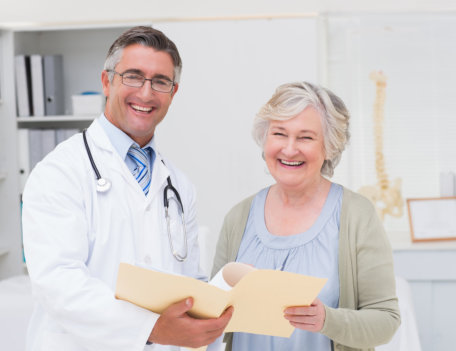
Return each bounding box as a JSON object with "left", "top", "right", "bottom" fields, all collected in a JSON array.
[
  {"left": 280, "top": 160, "right": 304, "bottom": 166},
  {"left": 131, "top": 104, "right": 152, "bottom": 112}
]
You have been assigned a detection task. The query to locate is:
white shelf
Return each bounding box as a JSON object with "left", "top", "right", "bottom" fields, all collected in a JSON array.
[
  {"left": 388, "top": 231, "right": 456, "bottom": 251},
  {"left": 17, "top": 115, "right": 94, "bottom": 123},
  {"left": 17, "top": 115, "right": 95, "bottom": 129}
]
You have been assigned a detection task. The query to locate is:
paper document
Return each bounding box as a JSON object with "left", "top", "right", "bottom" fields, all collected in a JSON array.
[{"left": 115, "top": 262, "right": 327, "bottom": 338}]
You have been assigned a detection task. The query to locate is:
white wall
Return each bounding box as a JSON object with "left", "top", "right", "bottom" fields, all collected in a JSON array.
[
  {"left": 154, "top": 18, "right": 319, "bottom": 237},
  {"left": 327, "top": 13, "right": 456, "bottom": 232},
  {"left": 2, "top": 0, "right": 456, "bottom": 28}
]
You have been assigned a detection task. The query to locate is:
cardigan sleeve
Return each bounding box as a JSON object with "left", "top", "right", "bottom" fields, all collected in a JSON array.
[
  {"left": 320, "top": 190, "right": 401, "bottom": 349},
  {"left": 211, "top": 195, "right": 254, "bottom": 279},
  {"left": 211, "top": 214, "right": 232, "bottom": 279}
]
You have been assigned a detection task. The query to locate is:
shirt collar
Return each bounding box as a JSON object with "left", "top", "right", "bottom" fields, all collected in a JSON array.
[{"left": 98, "top": 114, "right": 156, "bottom": 160}]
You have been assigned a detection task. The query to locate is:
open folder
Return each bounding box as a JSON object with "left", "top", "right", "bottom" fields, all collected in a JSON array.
[{"left": 115, "top": 262, "right": 327, "bottom": 338}]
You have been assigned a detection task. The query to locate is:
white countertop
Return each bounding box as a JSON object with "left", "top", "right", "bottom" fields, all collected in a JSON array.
[{"left": 387, "top": 231, "right": 456, "bottom": 251}]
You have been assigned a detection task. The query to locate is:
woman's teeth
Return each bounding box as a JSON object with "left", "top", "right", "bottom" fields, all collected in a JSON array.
[
  {"left": 131, "top": 104, "right": 152, "bottom": 112},
  {"left": 280, "top": 160, "right": 304, "bottom": 166}
]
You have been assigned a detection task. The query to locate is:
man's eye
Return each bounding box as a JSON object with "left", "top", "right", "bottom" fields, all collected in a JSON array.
[
  {"left": 125, "top": 74, "right": 143, "bottom": 81},
  {"left": 154, "top": 79, "right": 170, "bottom": 86}
]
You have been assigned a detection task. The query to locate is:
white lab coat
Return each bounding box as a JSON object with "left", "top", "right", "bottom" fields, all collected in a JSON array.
[{"left": 22, "top": 119, "right": 205, "bottom": 351}]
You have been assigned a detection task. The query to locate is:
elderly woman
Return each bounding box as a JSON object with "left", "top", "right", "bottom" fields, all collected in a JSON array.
[{"left": 212, "top": 82, "right": 400, "bottom": 351}]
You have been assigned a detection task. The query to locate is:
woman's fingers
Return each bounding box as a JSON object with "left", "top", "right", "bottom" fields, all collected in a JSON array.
[{"left": 283, "top": 298, "right": 326, "bottom": 332}]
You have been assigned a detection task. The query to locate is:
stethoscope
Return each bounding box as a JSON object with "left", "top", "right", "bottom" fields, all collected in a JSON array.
[{"left": 82, "top": 129, "right": 188, "bottom": 262}]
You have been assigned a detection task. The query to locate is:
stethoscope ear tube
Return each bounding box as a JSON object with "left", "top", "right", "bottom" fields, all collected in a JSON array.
[
  {"left": 163, "top": 177, "right": 184, "bottom": 213},
  {"left": 82, "top": 129, "right": 111, "bottom": 193}
]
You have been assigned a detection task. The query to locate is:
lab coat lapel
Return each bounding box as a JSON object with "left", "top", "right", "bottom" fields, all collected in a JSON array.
[
  {"left": 86, "top": 120, "right": 148, "bottom": 196},
  {"left": 147, "top": 153, "right": 170, "bottom": 204}
]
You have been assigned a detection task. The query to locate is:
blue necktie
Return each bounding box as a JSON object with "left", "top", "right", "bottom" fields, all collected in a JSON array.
[{"left": 127, "top": 145, "right": 151, "bottom": 195}]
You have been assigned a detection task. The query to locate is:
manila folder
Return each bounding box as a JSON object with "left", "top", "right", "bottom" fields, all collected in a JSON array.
[{"left": 115, "top": 262, "right": 327, "bottom": 338}]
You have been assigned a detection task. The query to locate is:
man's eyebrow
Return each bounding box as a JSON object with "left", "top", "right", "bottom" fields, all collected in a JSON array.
[
  {"left": 121, "top": 68, "right": 143, "bottom": 75},
  {"left": 121, "top": 69, "right": 173, "bottom": 81},
  {"left": 153, "top": 73, "right": 174, "bottom": 82}
]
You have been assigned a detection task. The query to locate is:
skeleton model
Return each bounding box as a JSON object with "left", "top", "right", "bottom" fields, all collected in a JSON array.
[{"left": 358, "top": 71, "right": 404, "bottom": 221}]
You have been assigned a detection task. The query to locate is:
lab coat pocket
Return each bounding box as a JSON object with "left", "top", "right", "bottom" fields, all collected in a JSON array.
[{"left": 41, "top": 330, "right": 84, "bottom": 351}]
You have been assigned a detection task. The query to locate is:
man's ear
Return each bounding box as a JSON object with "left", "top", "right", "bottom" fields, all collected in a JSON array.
[
  {"left": 171, "top": 82, "right": 179, "bottom": 98},
  {"left": 101, "top": 70, "right": 110, "bottom": 98}
]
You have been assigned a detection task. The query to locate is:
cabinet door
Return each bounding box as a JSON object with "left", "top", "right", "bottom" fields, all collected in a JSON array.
[{"left": 0, "top": 29, "right": 23, "bottom": 279}]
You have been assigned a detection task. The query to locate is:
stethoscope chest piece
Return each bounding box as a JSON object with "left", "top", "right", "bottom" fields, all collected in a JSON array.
[
  {"left": 83, "top": 129, "right": 112, "bottom": 193},
  {"left": 96, "top": 178, "right": 112, "bottom": 193}
]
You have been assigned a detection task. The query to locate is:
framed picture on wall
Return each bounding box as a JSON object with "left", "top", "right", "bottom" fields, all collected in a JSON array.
[{"left": 407, "top": 197, "right": 456, "bottom": 242}]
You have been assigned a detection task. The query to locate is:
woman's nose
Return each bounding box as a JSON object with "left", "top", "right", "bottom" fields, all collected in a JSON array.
[{"left": 282, "top": 139, "right": 298, "bottom": 156}]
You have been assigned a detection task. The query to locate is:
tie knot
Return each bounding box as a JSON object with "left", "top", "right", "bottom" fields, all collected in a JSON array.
[
  {"left": 127, "top": 145, "right": 151, "bottom": 195},
  {"left": 129, "top": 144, "right": 148, "bottom": 156}
]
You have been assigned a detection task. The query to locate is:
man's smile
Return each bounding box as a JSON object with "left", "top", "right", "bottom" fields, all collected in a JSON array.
[{"left": 130, "top": 103, "right": 154, "bottom": 113}]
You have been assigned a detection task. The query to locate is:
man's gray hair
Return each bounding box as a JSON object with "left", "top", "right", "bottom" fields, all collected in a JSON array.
[{"left": 104, "top": 26, "right": 182, "bottom": 83}]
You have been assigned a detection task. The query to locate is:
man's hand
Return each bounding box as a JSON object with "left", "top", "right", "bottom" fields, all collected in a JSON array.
[
  {"left": 283, "top": 298, "right": 326, "bottom": 333},
  {"left": 148, "top": 297, "right": 233, "bottom": 348}
]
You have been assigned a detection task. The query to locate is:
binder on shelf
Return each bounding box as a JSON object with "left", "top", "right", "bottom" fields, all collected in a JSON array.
[
  {"left": 28, "top": 129, "right": 42, "bottom": 171},
  {"left": 43, "top": 55, "right": 64, "bottom": 115},
  {"left": 41, "top": 129, "right": 57, "bottom": 157},
  {"left": 30, "top": 55, "right": 45, "bottom": 116},
  {"left": 24, "top": 129, "right": 77, "bottom": 173},
  {"left": 14, "top": 55, "right": 33, "bottom": 117},
  {"left": 17, "top": 129, "right": 31, "bottom": 192},
  {"left": 55, "top": 128, "right": 79, "bottom": 145}
]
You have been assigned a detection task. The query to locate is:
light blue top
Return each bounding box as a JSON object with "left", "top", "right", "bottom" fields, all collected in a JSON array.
[
  {"left": 233, "top": 183, "right": 343, "bottom": 351},
  {"left": 98, "top": 114, "right": 156, "bottom": 177}
]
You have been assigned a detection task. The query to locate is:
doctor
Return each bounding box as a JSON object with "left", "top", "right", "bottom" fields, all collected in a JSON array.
[{"left": 22, "top": 26, "right": 232, "bottom": 351}]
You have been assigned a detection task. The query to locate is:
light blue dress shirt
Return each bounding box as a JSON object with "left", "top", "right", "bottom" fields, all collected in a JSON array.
[
  {"left": 98, "top": 114, "right": 156, "bottom": 178},
  {"left": 233, "top": 183, "right": 342, "bottom": 351}
]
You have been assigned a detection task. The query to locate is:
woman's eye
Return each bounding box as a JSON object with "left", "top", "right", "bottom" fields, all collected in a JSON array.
[{"left": 273, "top": 132, "right": 286, "bottom": 136}]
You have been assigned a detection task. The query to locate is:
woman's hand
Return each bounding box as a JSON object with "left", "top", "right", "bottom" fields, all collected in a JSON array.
[{"left": 283, "top": 298, "right": 326, "bottom": 332}]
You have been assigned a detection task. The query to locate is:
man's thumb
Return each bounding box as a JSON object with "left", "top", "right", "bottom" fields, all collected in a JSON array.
[{"left": 167, "top": 297, "right": 193, "bottom": 317}]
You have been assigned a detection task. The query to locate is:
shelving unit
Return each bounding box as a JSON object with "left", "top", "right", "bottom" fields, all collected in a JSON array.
[{"left": 0, "top": 24, "right": 131, "bottom": 280}]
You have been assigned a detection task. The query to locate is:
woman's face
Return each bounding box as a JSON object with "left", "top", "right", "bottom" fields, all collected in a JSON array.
[{"left": 263, "top": 106, "right": 326, "bottom": 190}]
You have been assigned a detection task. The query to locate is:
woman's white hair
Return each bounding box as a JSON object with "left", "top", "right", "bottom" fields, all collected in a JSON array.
[{"left": 252, "top": 81, "right": 350, "bottom": 177}]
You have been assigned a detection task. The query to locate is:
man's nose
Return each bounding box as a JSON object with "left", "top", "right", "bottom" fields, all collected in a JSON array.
[{"left": 138, "top": 80, "right": 156, "bottom": 97}]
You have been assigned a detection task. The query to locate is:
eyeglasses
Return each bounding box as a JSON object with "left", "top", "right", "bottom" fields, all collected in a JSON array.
[{"left": 107, "top": 70, "right": 175, "bottom": 93}]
